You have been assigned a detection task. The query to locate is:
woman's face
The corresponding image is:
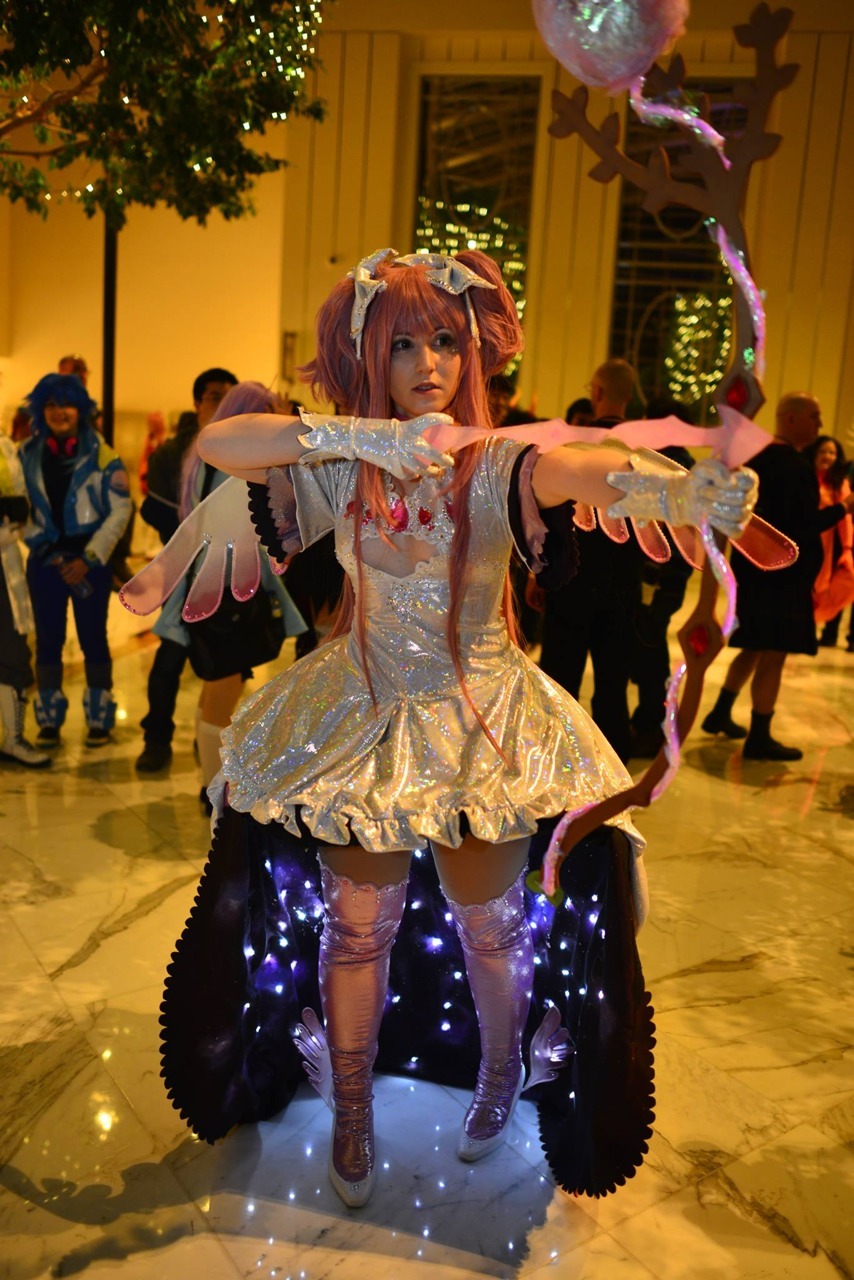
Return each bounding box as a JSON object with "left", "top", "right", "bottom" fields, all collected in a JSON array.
[
  {"left": 388, "top": 327, "right": 462, "bottom": 419},
  {"left": 44, "top": 400, "right": 79, "bottom": 437},
  {"left": 815, "top": 440, "right": 838, "bottom": 472}
]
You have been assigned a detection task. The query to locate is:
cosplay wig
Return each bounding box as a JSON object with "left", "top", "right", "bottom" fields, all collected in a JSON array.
[
  {"left": 180, "top": 381, "right": 282, "bottom": 519},
  {"left": 804, "top": 434, "right": 848, "bottom": 493},
  {"left": 27, "top": 373, "right": 98, "bottom": 438},
  {"left": 301, "top": 251, "right": 525, "bottom": 748}
]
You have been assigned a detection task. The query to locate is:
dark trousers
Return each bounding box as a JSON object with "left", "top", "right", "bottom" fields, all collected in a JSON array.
[
  {"left": 820, "top": 606, "right": 853, "bottom": 646},
  {"left": 26, "top": 553, "right": 112, "bottom": 688},
  {"left": 140, "top": 637, "right": 189, "bottom": 746},
  {"left": 539, "top": 582, "right": 634, "bottom": 764},
  {"left": 0, "top": 560, "right": 33, "bottom": 692},
  {"left": 629, "top": 587, "right": 687, "bottom": 734}
]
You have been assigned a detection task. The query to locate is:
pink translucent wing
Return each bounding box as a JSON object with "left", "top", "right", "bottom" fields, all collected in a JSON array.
[
  {"left": 630, "top": 518, "right": 671, "bottom": 563},
  {"left": 573, "top": 502, "right": 597, "bottom": 532},
  {"left": 180, "top": 477, "right": 261, "bottom": 620},
  {"left": 183, "top": 548, "right": 227, "bottom": 621},
  {"left": 293, "top": 1007, "right": 333, "bottom": 1110},
  {"left": 667, "top": 524, "right": 705, "bottom": 570},
  {"left": 523, "top": 1006, "right": 573, "bottom": 1092},
  {"left": 120, "top": 524, "right": 205, "bottom": 616},
  {"left": 597, "top": 510, "right": 630, "bottom": 543},
  {"left": 230, "top": 537, "right": 262, "bottom": 602},
  {"left": 730, "top": 513, "right": 799, "bottom": 569}
]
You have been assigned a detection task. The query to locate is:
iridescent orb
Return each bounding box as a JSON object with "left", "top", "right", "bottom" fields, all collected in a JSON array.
[{"left": 532, "top": 0, "right": 689, "bottom": 93}]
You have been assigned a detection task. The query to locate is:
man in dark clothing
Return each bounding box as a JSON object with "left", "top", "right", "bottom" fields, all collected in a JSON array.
[
  {"left": 628, "top": 396, "right": 695, "bottom": 758},
  {"left": 135, "top": 367, "right": 237, "bottom": 772},
  {"left": 702, "top": 392, "right": 854, "bottom": 760},
  {"left": 538, "top": 358, "right": 642, "bottom": 763}
]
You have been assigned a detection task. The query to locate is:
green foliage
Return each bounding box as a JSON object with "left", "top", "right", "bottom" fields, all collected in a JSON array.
[{"left": 0, "top": 0, "right": 327, "bottom": 227}]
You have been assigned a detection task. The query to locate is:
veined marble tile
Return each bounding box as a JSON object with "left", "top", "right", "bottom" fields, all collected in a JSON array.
[
  {"left": 0, "top": 1055, "right": 235, "bottom": 1280},
  {"left": 608, "top": 1119, "right": 853, "bottom": 1280},
  {"left": 168, "top": 1077, "right": 594, "bottom": 1278},
  {"left": 641, "top": 1032, "right": 791, "bottom": 1179},
  {"left": 523, "top": 1232, "right": 660, "bottom": 1279},
  {"left": 0, "top": 818, "right": 199, "bottom": 908},
  {"left": 78, "top": 986, "right": 202, "bottom": 1154},
  {"left": 9, "top": 873, "right": 196, "bottom": 1008},
  {"left": 638, "top": 902, "right": 743, "bottom": 985}
]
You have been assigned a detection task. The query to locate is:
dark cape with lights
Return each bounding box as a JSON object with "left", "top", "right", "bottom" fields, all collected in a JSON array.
[{"left": 159, "top": 807, "right": 655, "bottom": 1198}]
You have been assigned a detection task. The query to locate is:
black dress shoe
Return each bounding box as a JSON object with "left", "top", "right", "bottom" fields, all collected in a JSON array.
[
  {"left": 701, "top": 709, "right": 747, "bottom": 739},
  {"left": 135, "top": 742, "right": 173, "bottom": 772},
  {"left": 742, "top": 736, "right": 803, "bottom": 761}
]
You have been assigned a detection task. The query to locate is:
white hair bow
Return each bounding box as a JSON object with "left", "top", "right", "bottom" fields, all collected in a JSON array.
[{"left": 347, "top": 248, "right": 497, "bottom": 360}]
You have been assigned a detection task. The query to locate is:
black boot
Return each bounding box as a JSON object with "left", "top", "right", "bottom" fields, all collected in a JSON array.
[
  {"left": 742, "top": 711, "right": 803, "bottom": 761},
  {"left": 701, "top": 688, "right": 747, "bottom": 739}
]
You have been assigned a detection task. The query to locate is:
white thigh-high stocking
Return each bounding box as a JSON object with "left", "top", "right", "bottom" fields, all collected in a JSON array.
[
  {"left": 318, "top": 864, "right": 408, "bottom": 1206},
  {"left": 444, "top": 872, "right": 534, "bottom": 1160}
]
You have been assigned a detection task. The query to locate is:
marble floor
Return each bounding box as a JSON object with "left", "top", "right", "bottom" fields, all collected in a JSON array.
[{"left": 1, "top": 585, "right": 852, "bottom": 1280}]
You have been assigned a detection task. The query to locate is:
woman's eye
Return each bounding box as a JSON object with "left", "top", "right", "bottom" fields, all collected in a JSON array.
[
  {"left": 391, "top": 337, "right": 412, "bottom": 354},
  {"left": 434, "top": 333, "right": 458, "bottom": 351}
]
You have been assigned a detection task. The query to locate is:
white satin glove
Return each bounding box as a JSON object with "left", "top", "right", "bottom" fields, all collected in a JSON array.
[
  {"left": 297, "top": 411, "right": 454, "bottom": 481},
  {"left": 606, "top": 455, "right": 758, "bottom": 539}
]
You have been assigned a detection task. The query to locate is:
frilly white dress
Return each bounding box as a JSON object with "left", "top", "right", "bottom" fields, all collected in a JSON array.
[{"left": 220, "top": 436, "right": 644, "bottom": 861}]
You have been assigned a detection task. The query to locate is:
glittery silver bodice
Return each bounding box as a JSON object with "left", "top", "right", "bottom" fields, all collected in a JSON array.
[{"left": 221, "top": 438, "right": 641, "bottom": 853}]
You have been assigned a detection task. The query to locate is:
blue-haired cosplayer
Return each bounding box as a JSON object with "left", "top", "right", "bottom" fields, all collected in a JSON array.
[{"left": 20, "top": 373, "right": 132, "bottom": 745}]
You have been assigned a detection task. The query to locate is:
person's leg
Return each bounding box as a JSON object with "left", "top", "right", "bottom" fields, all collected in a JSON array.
[
  {"left": 137, "top": 637, "right": 189, "bottom": 769},
  {"left": 0, "top": 563, "right": 48, "bottom": 767},
  {"left": 431, "top": 835, "right": 533, "bottom": 1160},
  {"left": 538, "top": 586, "right": 589, "bottom": 699},
  {"left": 743, "top": 650, "right": 802, "bottom": 760},
  {"left": 588, "top": 595, "right": 632, "bottom": 764},
  {"left": 818, "top": 611, "right": 840, "bottom": 647},
  {"left": 314, "top": 844, "right": 411, "bottom": 1206},
  {"left": 71, "top": 563, "right": 116, "bottom": 744},
  {"left": 701, "top": 649, "right": 757, "bottom": 737},
  {"left": 26, "top": 555, "right": 69, "bottom": 740},
  {"left": 197, "top": 674, "right": 245, "bottom": 792}
]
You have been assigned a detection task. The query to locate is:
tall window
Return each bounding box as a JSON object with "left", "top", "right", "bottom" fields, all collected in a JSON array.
[
  {"left": 609, "top": 83, "right": 748, "bottom": 422},
  {"left": 415, "top": 76, "right": 540, "bottom": 370}
]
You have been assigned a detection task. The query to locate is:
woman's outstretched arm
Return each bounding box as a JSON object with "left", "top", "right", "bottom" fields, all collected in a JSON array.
[
  {"left": 532, "top": 445, "right": 631, "bottom": 509},
  {"left": 533, "top": 442, "right": 758, "bottom": 540},
  {"left": 197, "top": 413, "right": 307, "bottom": 480}
]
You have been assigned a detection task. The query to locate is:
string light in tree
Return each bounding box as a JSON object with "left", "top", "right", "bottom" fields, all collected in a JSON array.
[{"left": 664, "top": 291, "right": 733, "bottom": 405}]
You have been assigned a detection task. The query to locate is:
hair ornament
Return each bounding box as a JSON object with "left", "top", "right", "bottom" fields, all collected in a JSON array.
[
  {"left": 346, "top": 247, "right": 498, "bottom": 359},
  {"left": 347, "top": 247, "right": 397, "bottom": 358}
]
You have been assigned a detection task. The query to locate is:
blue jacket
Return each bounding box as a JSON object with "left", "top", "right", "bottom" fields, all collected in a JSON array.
[{"left": 20, "top": 427, "right": 132, "bottom": 564}]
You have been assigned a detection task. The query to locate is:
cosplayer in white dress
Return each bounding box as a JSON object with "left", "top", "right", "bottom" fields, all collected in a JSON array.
[{"left": 124, "top": 247, "right": 758, "bottom": 1208}]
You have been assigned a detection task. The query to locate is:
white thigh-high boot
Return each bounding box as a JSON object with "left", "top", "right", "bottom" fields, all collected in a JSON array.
[
  {"left": 0, "top": 685, "right": 51, "bottom": 768},
  {"left": 318, "top": 865, "right": 408, "bottom": 1207},
  {"left": 445, "top": 872, "right": 534, "bottom": 1161}
]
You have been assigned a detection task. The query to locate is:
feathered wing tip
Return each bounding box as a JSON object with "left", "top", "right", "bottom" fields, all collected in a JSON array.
[
  {"left": 159, "top": 807, "right": 321, "bottom": 1143},
  {"left": 535, "top": 828, "right": 656, "bottom": 1197}
]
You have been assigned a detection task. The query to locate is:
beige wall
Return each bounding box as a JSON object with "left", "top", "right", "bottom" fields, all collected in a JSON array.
[{"left": 1, "top": 0, "right": 852, "bottom": 449}]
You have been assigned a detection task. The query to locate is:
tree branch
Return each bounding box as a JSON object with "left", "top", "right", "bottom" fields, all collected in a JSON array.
[{"left": 0, "top": 63, "right": 106, "bottom": 142}]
